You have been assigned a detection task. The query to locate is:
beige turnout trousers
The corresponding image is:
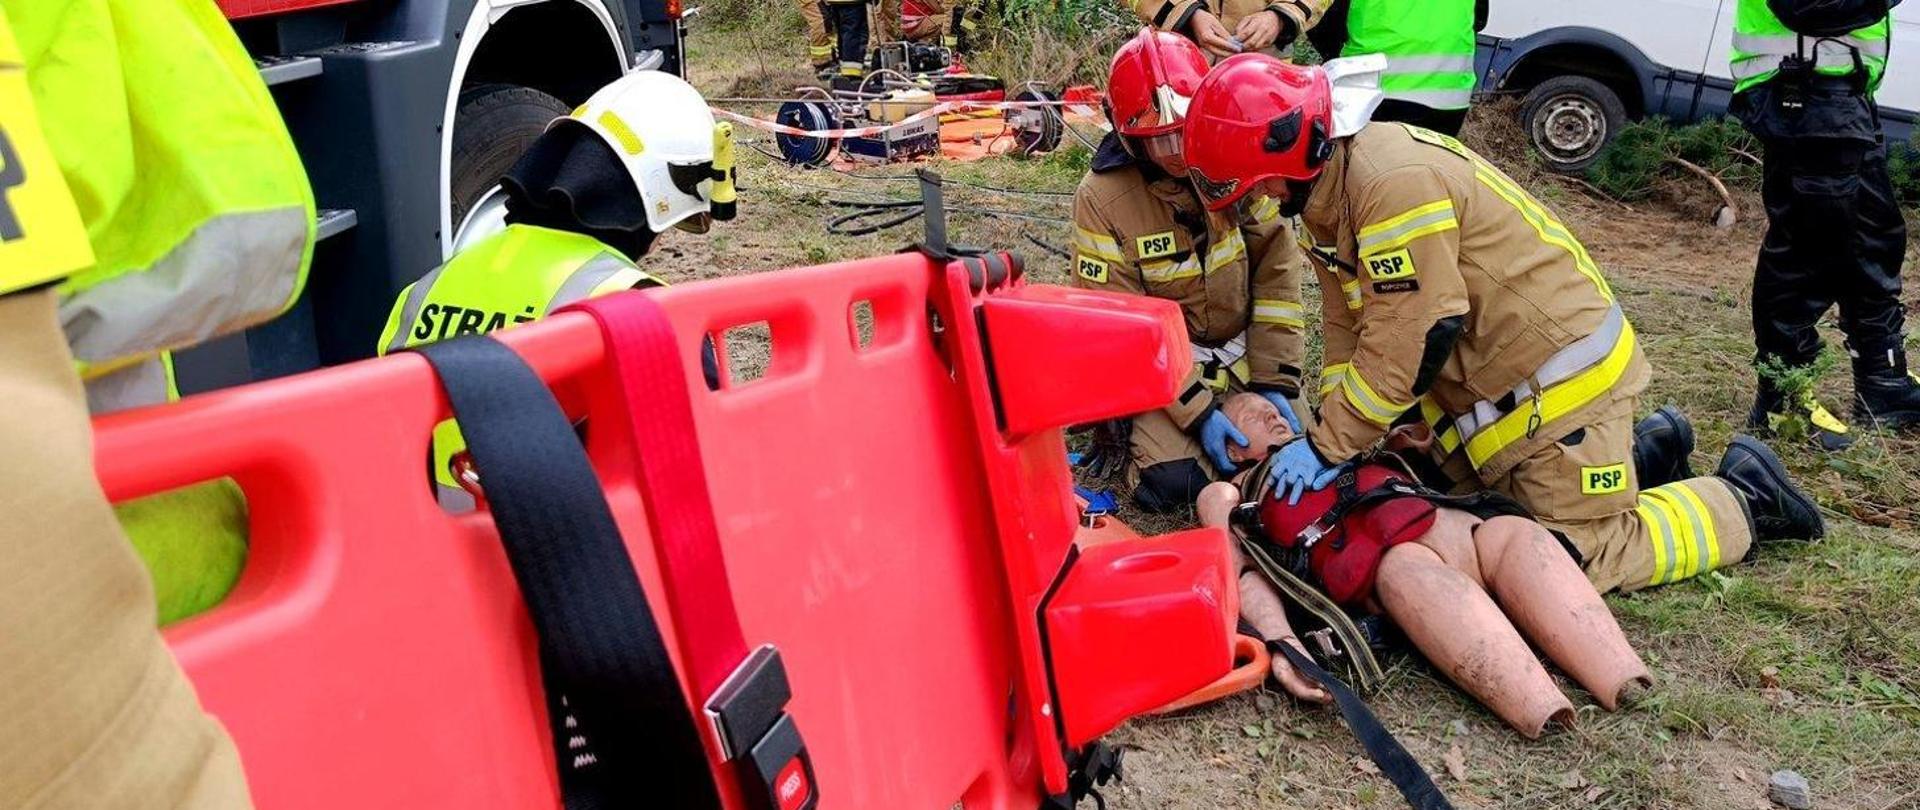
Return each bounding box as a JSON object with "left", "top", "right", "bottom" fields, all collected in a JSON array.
[{"left": 0, "top": 289, "right": 252, "bottom": 810}]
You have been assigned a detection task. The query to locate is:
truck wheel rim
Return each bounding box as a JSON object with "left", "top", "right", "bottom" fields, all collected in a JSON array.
[{"left": 1535, "top": 95, "right": 1605, "bottom": 164}]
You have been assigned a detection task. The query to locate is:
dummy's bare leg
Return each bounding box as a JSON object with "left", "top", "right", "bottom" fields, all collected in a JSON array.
[
  {"left": 1468, "top": 516, "right": 1653, "bottom": 710},
  {"left": 1197, "top": 483, "right": 1330, "bottom": 704},
  {"left": 1376, "top": 510, "right": 1574, "bottom": 738}
]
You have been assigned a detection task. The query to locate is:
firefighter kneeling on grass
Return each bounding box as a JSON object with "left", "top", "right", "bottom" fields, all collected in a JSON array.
[
  {"left": 1181, "top": 54, "right": 1826, "bottom": 596},
  {"left": 1071, "top": 28, "right": 1310, "bottom": 513},
  {"left": 378, "top": 69, "right": 735, "bottom": 508}
]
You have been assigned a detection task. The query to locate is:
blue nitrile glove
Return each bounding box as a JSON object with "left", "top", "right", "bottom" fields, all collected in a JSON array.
[
  {"left": 1268, "top": 438, "right": 1342, "bottom": 505},
  {"left": 1198, "top": 407, "right": 1250, "bottom": 472},
  {"left": 1259, "top": 390, "right": 1303, "bottom": 433}
]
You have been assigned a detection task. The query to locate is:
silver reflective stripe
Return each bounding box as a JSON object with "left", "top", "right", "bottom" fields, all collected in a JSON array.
[
  {"left": 1453, "top": 304, "right": 1626, "bottom": 439},
  {"left": 1357, "top": 203, "right": 1457, "bottom": 254},
  {"left": 1383, "top": 54, "right": 1476, "bottom": 75},
  {"left": 385, "top": 264, "right": 450, "bottom": 354},
  {"left": 1644, "top": 495, "right": 1681, "bottom": 585},
  {"left": 62, "top": 207, "right": 307, "bottom": 365},
  {"left": 544, "top": 253, "right": 639, "bottom": 315},
  {"left": 1383, "top": 87, "right": 1473, "bottom": 109},
  {"left": 1733, "top": 32, "right": 1887, "bottom": 59},
  {"left": 1192, "top": 332, "right": 1248, "bottom": 367},
  {"left": 84, "top": 357, "right": 172, "bottom": 415}
]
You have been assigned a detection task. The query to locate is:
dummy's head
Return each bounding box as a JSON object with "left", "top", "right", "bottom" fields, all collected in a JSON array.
[
  {"left": 1221, "top": 392, "right": 1296, "bottom": 465},
  {"left": 501, "top": 70, "right": 734, "bottom": 262}
]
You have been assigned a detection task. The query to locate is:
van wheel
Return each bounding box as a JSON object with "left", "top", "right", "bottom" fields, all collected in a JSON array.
[
  {"left": 1519, "top": 76, "right": 1626, "bottom": 173},
  {"left": 450, "top": 84, "right": 571, "bottom": 228}
]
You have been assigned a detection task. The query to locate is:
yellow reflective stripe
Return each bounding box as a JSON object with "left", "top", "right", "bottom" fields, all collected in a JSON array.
[
  {"left": 1073, "top": 228, "right": 1123, "bottom": 262},
  {"left": 1357, "top": 199, "right": 1458, "bottom": 254},
  {"left": 1670, "top": 483, "right": 1722, "bottom": 573},
  {"left": 1320, "top": 362, "right": 1351, "bottom": 397},
  {"left": 1806, "top": 399, "right": 1851, "bottom": 434},
  {"left": 1250, "top": 196, "right": 1282, "bottom": 224},
  {"left": 1339, "top": 366, "right": 1413, "bottom": 426},
  {"left": 1143, "top": 255, "right": 1203, "bottom": 282},
  {"left": 1644, "top": 487, "right": 1705, "bottom": 583},
  {"left": 1636, "top": 496, "right": 1679, "bottom": 587},
  {"left": 1207, "top": 230, "right": 1247, "bottom": 270},
  {"left": 1342, "top": 278, "right": 1363, "bottom": 311},
  {"left": 1472, "top": 164, "right": 1613, "bottom": 301},
  {"left": 1464, "top": 320, "right": 1638, "bottom": 468},
  {"left": 1253, "top": 299, "right": 1306, "bottom": 328},
  {"left": 1419, "top": 396, "right": 1461, "bottom": 454}
]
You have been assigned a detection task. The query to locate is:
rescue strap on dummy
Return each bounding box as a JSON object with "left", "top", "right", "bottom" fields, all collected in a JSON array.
[{"left": 412, "top": 330, "right": 817, "bottom": 809}]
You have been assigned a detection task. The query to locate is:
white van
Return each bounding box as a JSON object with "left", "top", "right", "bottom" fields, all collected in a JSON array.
[{"left": 1475, "top": 0, "right": 1919, "bottom": 170}]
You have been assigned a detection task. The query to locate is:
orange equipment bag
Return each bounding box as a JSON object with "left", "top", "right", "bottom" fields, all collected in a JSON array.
[{"left": 97, "top": 251, "right": 1238, "bottom": 808}]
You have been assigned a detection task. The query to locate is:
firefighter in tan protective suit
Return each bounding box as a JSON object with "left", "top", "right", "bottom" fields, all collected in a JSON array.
[
  {"left": 1184, "top": 55, "right": 1826, "bottom": 594},
  {"left": 1129, "top": 0, "right": 1328, "bottom": 59},
  {"left": 799, "top": 0, "right": 836, "bottom": 75},
  {"left": 1073, "top": 30, "right": 1308, "bottom": 513}
]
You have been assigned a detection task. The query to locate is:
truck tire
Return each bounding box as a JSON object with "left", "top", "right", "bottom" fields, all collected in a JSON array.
[
  {"left": 1519, "top": 75, "right": 1627, "bottom": 174},
  {"left": 450, "top": 84, "right": 571, "bottom": 229}
]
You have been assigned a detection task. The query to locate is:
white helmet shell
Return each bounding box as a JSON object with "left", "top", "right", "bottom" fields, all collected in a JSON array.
[{"left": 562, "top": 69, "right": 718, "bottom": 234}]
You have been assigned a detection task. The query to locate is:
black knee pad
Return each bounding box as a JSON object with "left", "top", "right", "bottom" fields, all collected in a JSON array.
[{"left": 1132, "top": 459, "right": 1212, "bottom": 514}]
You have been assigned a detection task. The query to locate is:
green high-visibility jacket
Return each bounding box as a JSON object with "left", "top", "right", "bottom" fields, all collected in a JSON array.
[
  {"left": 378, "top": 223, "right": 660, "bottom": 500},
  {"left": 1732, "top": 0, "right": 1890, "bottom": 95},
  {"left": 1343, "top": 0, "right": 1478, "bottom": 111},
  {"left": 5, "top": 0, "right": 314, "bottom": 395}
]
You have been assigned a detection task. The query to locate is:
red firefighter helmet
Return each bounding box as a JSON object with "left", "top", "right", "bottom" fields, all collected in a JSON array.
[
  {"left": 1183, "top": 53, "right": 1335, "bottom": 210},
  {"left": 1105, "top": 28, "right": 1211, "bottom": 138}
]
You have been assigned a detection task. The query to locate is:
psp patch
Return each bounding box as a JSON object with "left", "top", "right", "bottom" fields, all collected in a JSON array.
[
  {"left": 1581, "top": 462, "right": 1629, "bottom": 495},
  {"left": 1135, "top": 231, "right": 1180, "bottom": 260},
  {"left": 1076, "top": 255, "right": 1110, "bottom": 284},
  {"left": 1363, "top": 248, "right": 1417, "bottom": 281}
]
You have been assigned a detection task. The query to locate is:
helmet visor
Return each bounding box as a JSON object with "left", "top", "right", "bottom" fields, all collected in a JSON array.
[
  {"left": 668, "top": 160, "right": 715, "bottom": 200},
  {"left": 1141, "top": 131, "right": 1184, "bottom": 168}
]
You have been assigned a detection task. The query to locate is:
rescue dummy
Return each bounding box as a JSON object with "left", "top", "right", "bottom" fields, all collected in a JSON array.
[
  {"left": 1182, "top": 55, "right": 1826, "bottom": 595},
  {"left": 1197, "top": 396, "right": 1652, "bottom": 738},
  {"left": 378, "top": 69, "right": 735, "bottom": 508},
  {"left": 1071, "top": 29, "right": 1309, "bottom": 514}
]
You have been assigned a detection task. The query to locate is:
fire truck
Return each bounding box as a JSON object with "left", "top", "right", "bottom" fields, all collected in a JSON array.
[{"left": 174, "top": 0, "right": 687, "bottom": 395}]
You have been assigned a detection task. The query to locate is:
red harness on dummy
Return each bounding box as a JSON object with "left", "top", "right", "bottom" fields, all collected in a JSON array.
[{"left": 1248, "top": 461, "right": 1438, "bottom": 608}]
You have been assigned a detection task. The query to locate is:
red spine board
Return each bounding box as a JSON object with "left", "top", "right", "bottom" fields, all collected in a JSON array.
[{"left": 218, "top": 0, "right": 361, "bottom": 20}]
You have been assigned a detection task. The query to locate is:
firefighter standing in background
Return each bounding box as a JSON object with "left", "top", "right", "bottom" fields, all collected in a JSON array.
[
  {"left": 1128, "top": 0, "right": 1329, "bottom": 60},
  {"left": 1183, "top": 56, "right": 1826, "bottom": 594},
  {"left": 1730, "top": 0, "right": 1916, "bottom": 450},
  {"left": 1071, "top": 30, "right": 1309, "bottom": 513},
  {"left": 821, "top": 0, "right": 876, "bottom": 85},
  {"left": 1302, "top": 0, "right": 1484, "bottom": 135},
  {"left": 1, "top": 0, "right": 319, "bottom": 803},
  {"left": 800, "top": 0, "right": 835, "bottom": 76},
  {"left": 378, "top": 70, "right": 734, "bottom": 509}
]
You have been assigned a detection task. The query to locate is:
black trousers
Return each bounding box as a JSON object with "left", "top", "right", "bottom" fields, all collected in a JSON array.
[
  {"left": 820, "top": 1, "right": 870, "bottom": 73},
  {"left": 1373, "top": 100, "right": 1467, "bottom": 137},
  {"left": 1734, "top": 79, "right": 1910, "bottom": 368}
]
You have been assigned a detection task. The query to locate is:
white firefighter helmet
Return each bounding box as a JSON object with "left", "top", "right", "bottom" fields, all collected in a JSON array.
[{"left": 560, "top": 70, "right": 719, "bottom": 234}]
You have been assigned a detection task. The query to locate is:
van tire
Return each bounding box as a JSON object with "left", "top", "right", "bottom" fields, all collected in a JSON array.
[
  {"left": 450, "top": 84, "right": 571, "bottom": 228},
  {"left": 1519, "top": 75, "right": 1626, "bottom": 174}
]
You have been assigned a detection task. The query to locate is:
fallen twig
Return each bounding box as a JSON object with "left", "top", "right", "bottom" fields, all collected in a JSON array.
[
  {"left": 1668, "top": 157, "right": 1738, "bottom": 227},
  {"left": 1547, "top": 174, "right": 1636, "bottom": 212},
  {"left": 1731, "top": 147, "right": 1763, "bottom": 166}
]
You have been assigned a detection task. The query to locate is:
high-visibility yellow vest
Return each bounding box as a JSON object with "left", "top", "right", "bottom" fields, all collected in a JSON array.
[
  {"left": 0, "top": 7, "right": 94, "bottom": 295},
  {"left": 5, "top": 0, "right": 314, "bottom": 383},
  {"left": 1343, "top": 0, "right": 1478, "bottom": 111},
  {"left": 1732, "top": 0, "right": 1889, "bottom": 94},
  {"left": 378, "top": 223, "right": 659, "bottom": 501}
]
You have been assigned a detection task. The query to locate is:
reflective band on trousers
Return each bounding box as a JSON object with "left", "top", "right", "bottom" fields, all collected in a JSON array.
[
  {"left": 1730, "top": 34, "right": 1889, "bottom": 81},
  {"left": 1638, "top": 481, "right": 1723, "bottom": 587},
  {"left": 1453, "top": 304, "right": 1635, "bottom": 468}
]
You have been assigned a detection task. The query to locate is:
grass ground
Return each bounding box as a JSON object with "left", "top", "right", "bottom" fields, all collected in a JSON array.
[{"left": 676, "top": 14, "right": 1920, "bottom": 808}]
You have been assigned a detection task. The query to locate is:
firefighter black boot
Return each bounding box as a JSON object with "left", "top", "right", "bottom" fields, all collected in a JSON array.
[
  {"left": 1716, "top": 435, "right": 1824, "bottom": 543},
  {"left": 1633, "top": 405, "right": 1695, "bottom": 488},
  {"left": 1748, "top": 378, "right": 1854, "bottom": 452},
  {"left": 1851, "top": 346, "right": 1920, "bottom": 430}
]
